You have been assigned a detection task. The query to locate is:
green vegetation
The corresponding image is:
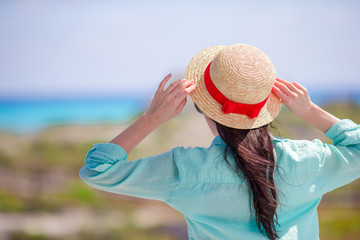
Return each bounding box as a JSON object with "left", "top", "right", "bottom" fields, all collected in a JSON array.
[
  {"left": 10, "top": 232, "right": 49, "bottom": 240},
  {"left": 319, "top": 207, "right": 360, "bottom": 240}
]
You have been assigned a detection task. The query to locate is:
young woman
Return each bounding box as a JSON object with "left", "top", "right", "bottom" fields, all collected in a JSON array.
[{"left": 80, "top": 44, "right": 360, "bottom": 240}]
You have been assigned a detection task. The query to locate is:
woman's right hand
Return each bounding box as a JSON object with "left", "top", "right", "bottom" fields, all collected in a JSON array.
[
  {"left": 272, "top": 78, "right": 340, "bottom": 132},
  {"left": 272, "top": 78, "right": 315, "bottom": 119}
]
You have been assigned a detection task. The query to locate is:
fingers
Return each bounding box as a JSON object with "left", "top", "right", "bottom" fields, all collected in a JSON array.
[
  {"left": 148, "top": 76, "right": 196, "bottom": 124},
  {"left": 175, "top": 83, "right": 197, "bottom": 100},
  {"left": 272, "top": 78, "right": 297, "bottom": 103},
  {"left": 272, "top": 78, "right": 311, "bottom": 109},
  {"left": 165, "top": 78, "right": 191, "bottom": 94},
  {"left": 276, "top": 78, "right": 306, "bottom": 94},
  {"left": 157, "top": 73, "right": 172, "bottom": 93},
  {"left": 155, "top": 76, "right": 196, "bottom": 108},
  {"left": 274, "top": 79, "right": 294, "bottom": 97},
  {"left": 276, "top": 78, "right": 297, "bottom": 92},
  {"left": 170, "top": 79, "right": 194, "bottom": 96},
  {"left": 176, "top": 98, "right": 187, "bottom": 113},
  {"left": 292, "top": 81, "right": 308, "bottom": 93},
  {"left": 166, "top": 80, "right": 182, "bottom": 93},
  {"left": 272, "top": 85, "right": 287, "bottom": 101}
]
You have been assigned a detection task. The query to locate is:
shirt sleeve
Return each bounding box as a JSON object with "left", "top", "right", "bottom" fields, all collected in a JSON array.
[
  {"left": 79, "top": 143, "right": 180, "bottom": 201},
  {"left": 318, "top": 119, "right": 360, "bottom": 193}
]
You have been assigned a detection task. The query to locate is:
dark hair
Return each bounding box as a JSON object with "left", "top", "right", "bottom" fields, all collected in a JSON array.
[
  {"left": 216, "top": 122, "right": 279, "bottom": 240},
  {"left": 194, "top": 103, "right": 203, "bottom": 114}
]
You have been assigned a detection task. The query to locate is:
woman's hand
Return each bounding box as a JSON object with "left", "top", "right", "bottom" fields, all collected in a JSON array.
[
  {"left": 272, "top": 78, "right": 314, "bottom": 119},
  {"left": 272, "top": 78, "right": 340, "bottom": 133},
  {"left": 110, "top": 74, "right": 196, "bottom": 153},
  {"left": 144, "top": 73, "right": 197, "bottom": 127}
]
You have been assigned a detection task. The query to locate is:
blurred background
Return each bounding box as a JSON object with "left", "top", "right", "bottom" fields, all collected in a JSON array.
[{"left": 0, "top": 0, "right": 359, "bottom": 239}]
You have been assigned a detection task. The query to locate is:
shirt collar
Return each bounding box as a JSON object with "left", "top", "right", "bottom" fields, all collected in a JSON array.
[
  {"left": 210, "top": 134, "right": 276, "bottom": 147},
  {"left": 210, "top": 135, "right": 226, "bottom": 147}
]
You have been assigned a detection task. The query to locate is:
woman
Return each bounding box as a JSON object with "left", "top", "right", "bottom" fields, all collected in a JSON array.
[{"left": 80, "top": 44, "right": 360, "bottom": 240}]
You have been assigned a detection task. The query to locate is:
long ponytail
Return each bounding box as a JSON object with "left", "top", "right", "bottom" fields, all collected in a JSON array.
[{"left": 216, "top": 123, "right": 279, "bottom": 240}]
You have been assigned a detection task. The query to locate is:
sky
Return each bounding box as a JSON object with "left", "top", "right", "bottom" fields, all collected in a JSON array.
[{"left": 0, "top": 0, "right": 359, "bottom": 99}]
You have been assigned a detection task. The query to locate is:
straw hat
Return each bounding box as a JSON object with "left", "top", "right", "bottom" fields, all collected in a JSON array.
[{"left": 185, "top": 44, "right": 282, "bottom": 129}]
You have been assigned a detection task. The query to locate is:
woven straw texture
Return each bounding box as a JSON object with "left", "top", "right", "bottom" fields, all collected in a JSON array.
[{"left": 185, "top": 44, "right": 282, "bottom": 129}]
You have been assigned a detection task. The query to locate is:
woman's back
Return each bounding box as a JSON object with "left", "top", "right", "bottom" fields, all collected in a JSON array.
[
  {"left": 80, "top": 119, "right": 360, "bottom": 239},
  {"left": 164, "top": 120, "right": 360, "bottom": 239}
]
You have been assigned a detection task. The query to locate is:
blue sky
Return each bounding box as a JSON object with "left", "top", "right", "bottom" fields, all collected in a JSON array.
[{"left": 0, "top": 0, "right": 359, "bottom": 99}]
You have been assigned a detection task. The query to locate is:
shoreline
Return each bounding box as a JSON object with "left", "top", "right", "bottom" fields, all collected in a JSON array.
[{"left": 0, "top": 112, "right": 214, "bottom": 156}]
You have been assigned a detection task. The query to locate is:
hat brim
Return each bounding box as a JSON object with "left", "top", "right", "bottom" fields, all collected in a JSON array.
[{"left": 185, "top": 45, "right": 283, "bottom": 129}]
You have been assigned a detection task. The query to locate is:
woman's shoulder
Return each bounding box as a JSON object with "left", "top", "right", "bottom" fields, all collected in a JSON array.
[
  {"left": 272, "top": 135, "right": 324, "bottom": 152},
  {"left": 272, "top": 136, "right": 325, "bottom": 171}
]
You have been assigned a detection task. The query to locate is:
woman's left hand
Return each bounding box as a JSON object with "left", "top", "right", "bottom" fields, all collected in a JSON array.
[
  {"left": 144, "top": 73, "right": 197, "bottom": 127},
  {"left": 110, "top": 74, "right": 196, "bottom": 153}
]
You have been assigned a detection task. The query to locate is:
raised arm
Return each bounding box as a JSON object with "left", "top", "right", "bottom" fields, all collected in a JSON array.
[
  {"left": 272, "top": 78, "right": 340, "bottom": 133},
  {"left": 110, "top": 74, "right": 196, "bottom": 153},
  {"left": 80, "top": 74, "right": 196, "bottom": 201},
  {"left": 272, "top": 78, "right": 360, "bottom": 194}
]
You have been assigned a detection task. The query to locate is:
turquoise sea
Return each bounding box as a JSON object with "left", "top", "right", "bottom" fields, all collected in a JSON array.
[
  {"left": 0, "top": 91, "right": 359, "bottom": 135},
  {"left": 0, "top": 97, "right": 146, "bottom": 134}
]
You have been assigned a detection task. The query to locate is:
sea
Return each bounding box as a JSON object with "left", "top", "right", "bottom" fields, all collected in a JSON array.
[
  {"left": 0, "top": 91, "right": 359, "bottom": 135},
  {"left": 0, "top": 97, "right": 147, "bottom": 135}
]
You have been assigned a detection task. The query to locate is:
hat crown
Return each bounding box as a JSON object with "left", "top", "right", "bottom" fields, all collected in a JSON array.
[{"left": 210, "top": 44, "right": 276, "bottom": 104}]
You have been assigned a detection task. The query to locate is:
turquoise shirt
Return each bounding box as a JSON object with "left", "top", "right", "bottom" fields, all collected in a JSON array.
[{"left": 79, "top": 119, "right": 360, "bottom": 239}]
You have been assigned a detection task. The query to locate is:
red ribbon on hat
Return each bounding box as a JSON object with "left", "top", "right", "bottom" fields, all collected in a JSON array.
[{"left": 204, "top": 61, "right": 269, "bottom": 119}]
